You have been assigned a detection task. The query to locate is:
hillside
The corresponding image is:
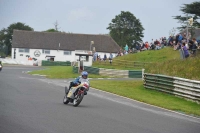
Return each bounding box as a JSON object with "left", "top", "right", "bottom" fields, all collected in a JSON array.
[{"left": 93, "top": 47, "right": 200, "bottom": 80}]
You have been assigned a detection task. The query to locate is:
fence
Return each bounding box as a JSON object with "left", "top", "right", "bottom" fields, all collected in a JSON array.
[
  {"left": 73, "top": 66, "right": 78, "bottom": 73},
  {"left": 84, "top": 66, "right": 100, "bottom": 75},
  {"left": 129, "top": 70, "right": 143, "bottom": 78},
  {"left": 42, "top": 61, "right": 71, "bottom": 66},
  {"left": 73, "top": 66, "right": 143, "bottom": 78},
  {"left": 95, "top": 59, "right": 150, "bottom": 68},
  {"left": 143, "top": 73, "right": 200, "bottom": 103},
  {"left": 1, "top": 58, "right": 34, "bottom": 65}
]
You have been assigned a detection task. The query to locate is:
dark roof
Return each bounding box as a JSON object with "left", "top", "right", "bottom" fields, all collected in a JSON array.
[{"left": 12, "top": 30, "right": 121, "bottom": 53}]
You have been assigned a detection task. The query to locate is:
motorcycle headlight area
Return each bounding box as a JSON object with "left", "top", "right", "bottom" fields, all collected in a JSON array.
[{"left": 83, "top": 83, "right": 89, "bottom": 89}]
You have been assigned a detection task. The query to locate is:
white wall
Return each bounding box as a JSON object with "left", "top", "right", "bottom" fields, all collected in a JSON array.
[
  {"left": 11, "top": 48, "right": 78, "bottom": 62},
  {"left": 11, "top": 48, "right": 94, "bottom": 66}
]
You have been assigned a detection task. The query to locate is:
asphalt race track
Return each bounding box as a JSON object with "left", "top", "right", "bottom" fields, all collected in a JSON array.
[{"left": 0, "top": 66, "right": 200, "bottom": 133}]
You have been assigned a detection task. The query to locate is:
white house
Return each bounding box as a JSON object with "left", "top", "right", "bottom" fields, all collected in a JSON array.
[{"left": 11, "top": 30, "right": 121, "bottom": 66}]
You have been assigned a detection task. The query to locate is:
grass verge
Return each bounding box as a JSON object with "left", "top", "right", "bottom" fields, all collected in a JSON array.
[
  {"left": 90, "top": 80, "right": 200, "bottom": 117},
  {"left": 145, "top": 56, "right": 200, "bottom": 80},
  {"left": 28, "top": 66, "right": 109, "bottom": 78}
]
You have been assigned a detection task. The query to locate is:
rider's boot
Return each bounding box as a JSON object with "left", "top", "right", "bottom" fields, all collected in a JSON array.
[{"left": 84, "top": 90, "right": 87, "bottom": 95}]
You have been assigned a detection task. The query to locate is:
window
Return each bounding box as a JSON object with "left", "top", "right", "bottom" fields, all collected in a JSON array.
[
  {"left": 19, "top": 48, "right": 29, "bottom": 53},
  {"left": 80, "top": 56, "right": 89, "bottom": 61},
  {"left": 42, "top": 49, "right": 50, "bottom": 54},
  {"left": 64, "top": 51, "right": 71, "bottom": 55}
]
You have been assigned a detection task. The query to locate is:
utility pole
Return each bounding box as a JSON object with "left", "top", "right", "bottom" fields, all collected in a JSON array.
[{"left": 186, "top": 14, "right": 189, "bottom": 44}]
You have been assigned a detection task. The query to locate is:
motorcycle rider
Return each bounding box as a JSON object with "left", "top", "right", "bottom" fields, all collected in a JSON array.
[{"left": 68, "top": 71, "right": 89, "bottom": 95}]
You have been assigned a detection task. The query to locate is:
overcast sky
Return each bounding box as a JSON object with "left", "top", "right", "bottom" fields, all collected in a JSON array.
[{"left": 0, "top": 0, "right": 197, "bottom": 42}]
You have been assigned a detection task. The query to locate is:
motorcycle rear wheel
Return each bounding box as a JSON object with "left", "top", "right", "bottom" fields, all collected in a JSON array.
[
  {"left": 63, "top": 95, "right": 69, "bottom": 104},
  {"left": 73, "top": 93, "right": 84, "bottom": 107}
]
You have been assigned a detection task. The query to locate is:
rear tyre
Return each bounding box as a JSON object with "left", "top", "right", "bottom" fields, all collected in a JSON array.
[{"left": 63, "top": 95, "right": 69, "bottom": 104}]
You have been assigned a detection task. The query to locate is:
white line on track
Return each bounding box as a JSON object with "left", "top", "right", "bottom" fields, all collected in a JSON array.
[
  {"left": 18, "top": 76, "right": 200, "bottom": 123},
  {"left": 90, "top": 88, "right": 200, "bottom": 123}
]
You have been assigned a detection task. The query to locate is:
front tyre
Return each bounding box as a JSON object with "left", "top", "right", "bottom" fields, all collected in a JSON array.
[
  {"left": 63, "top": 95, "right": 69, "bottom": 104},
  {"left": 73, "top": 93, "right": 84, "bottom": 107},
  {"left": 65, "top": 86, "right": 69, "bottom": 95}
]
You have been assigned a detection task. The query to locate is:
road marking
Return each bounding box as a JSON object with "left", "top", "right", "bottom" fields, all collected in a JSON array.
[
  {"left": 90, "top": 88, "right": 200, "bottom": 122},
  {"left": 18, "top": 76, "right": 200, "bottom": 123},
  {"left": 19, "top": 77, "right": 40, "bottom": 80}
]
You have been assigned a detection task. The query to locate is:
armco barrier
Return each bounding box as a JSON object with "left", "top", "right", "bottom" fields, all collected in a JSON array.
[
  {"left": 143, "top": 73, "right": 200, "bottom": 103},
  {"left": 42, "top": 61, "right": 71, "bottom": 66},
  {"left": 96, "top": 60, "right": 150, "bottom": 68},
  {"left": 72, "top": 66, "right": 143, "bottom": 78},
  {"left": 73, "top": 66, "right": 78, "bottom": 73},
  {"left": 129, "top": 70, "right": 142, "bottom": 78},
  {"left": 84, "top": 66, "right": 100, "bottom": 75},
  {"left": 99, "top": 68, "right": 129, "bottom": 78}
]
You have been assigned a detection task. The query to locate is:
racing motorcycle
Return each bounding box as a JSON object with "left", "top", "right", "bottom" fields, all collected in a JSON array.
[
  {"left": 0, "top": 64, "right": 2, "bottom": 71},
  {"left": 63, "top": 81, "right": 89, "bottom": 107}
]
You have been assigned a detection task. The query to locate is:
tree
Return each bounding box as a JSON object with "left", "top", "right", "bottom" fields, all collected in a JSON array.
[
  {"left": 173, "top": 1, "right": 200, "bottom": 31},
  {"left": 107, "top": 11, "right": 144, "bottom": 48},
  {"left": 0, "top": 22, "right": 34, "bottom": 56},
  {"left": 169, "top": 27, "right": 176, "bottom": 36},
  {"left": 45, "top": 29, "right": 59, "bottom": 32},
  {"left": 181, "top": 2, "right": 200, "bottom": 16},
  {"left": 45, "top": 21, "right": 61, "bottom": 32}
]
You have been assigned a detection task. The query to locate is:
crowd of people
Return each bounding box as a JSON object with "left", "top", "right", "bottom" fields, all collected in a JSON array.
[
  {"left": 92, "top": 51, "right": 114, "bottom": 64},
  {"left": 116, "top": 33, "right": 200, "bottom": 59},
  {"left": 92, "top": 32, "right": 200, "bottom": 63}
]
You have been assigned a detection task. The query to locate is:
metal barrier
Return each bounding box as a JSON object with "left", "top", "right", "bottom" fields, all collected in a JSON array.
[
  {"left": 84, "top": 66, "right": 100, "bottom": 75},
  {"left": 72, "top": 66, "right": 143, "bottom": 78},
  {"left": 143, "top": 73, "right": 200, "bottom": 103},
  {"left": 73, "top": 66, "right": 78, "bottom": 73},
  {"left": 95, "top": 60, "right": 150, "bottom": 68},
  {"left": 99, "top": 68, "right": 129, "bottom": 78},
  {"left": 42, "top": 61, "right": 71, "bottom": 66},
  {"left": 129, "top": 70, "right": 142, "bottom": 78}
]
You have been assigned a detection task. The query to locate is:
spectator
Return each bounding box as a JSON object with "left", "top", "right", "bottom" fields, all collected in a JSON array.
[
  {"left": 135, "top": 44, "right": 140, "bottom": 51},
  {"left": 191, "top": 38, "right": 198, "bottom": 55},
  {"left": 103, "top": 53, "right": 107, "bottom": 62},
  {"left": 178, "top": 33, "right": 183, "bottom": 43},
  {"left": 93, "top": 51, "right": 98, "bottom": 61},
  {"left": 145, "top": 42, "right": 149, "bottom": 49},
  {"left": 140, "top": 42, "right": 147, "bottom": 51},
  {"left": 150, "top": 43, "right": 156, "bottom": 50},
  {"left": 182, "top": 42, "right": 189, "bottom": 58},
  {"left": 109, "top": 52, "right": 113, "bottom": 64},
  {"left": 175, "top": 34, "right": 179, "bottom": 45}
]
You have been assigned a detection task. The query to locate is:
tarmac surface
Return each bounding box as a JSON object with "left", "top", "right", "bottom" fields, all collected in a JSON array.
[{"left": 0, "top": 66, "right": 200, "bottom": 133}]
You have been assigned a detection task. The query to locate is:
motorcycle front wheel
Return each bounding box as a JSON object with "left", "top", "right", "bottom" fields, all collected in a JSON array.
[
  {"left": 73, "top": 93, "right": 84, "bottom": 107},
  {"left": 63, "top": 95, "right": 69, "bottom": 104}
]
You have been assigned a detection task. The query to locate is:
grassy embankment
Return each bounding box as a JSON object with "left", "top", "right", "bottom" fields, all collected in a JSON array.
[
  {"left": 29, "top": 66, "right": 109, "bottom": 79},
  {"left": 29, "top": 47, "right": 200, "bottom": 116}
]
